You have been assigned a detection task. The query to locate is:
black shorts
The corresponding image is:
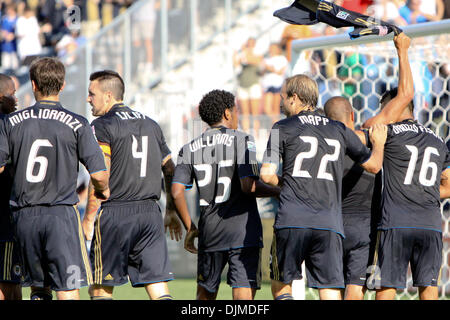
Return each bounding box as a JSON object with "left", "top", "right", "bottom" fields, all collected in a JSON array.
[
  {"left": 371, "top": 228, "right": 442, "bottom": 289},
  {"left": 90, "top": 199, "right": 174, "bottom": 287},
  {"left": 197, "top": 247, "right": 261, "bottom": 293},
  {"left": 11, "top": 205, "right": 92, "bottom": 291},
  {"left": 343, "top": 214, "right": 371, "bottom": 286},
  {"left": 270, "top": 228, "right": 344, "bottom": 289},
  {"left": 0, "top": 240, "right": 22, "bottom": 284}
]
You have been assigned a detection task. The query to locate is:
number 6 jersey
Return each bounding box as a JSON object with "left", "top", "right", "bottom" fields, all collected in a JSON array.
[
  {"left": 0, "top": 100, "right": 106, "bottom": 208},
  {"left": 379, "top": 120, "right": 450, "bottom": 232},
  {"left": 173, "top": 126, "right": 262, "bottom": 252}
]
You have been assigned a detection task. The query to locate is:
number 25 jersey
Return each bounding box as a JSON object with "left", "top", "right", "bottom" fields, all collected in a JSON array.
[{"left": 173, "top": 126, "right": 262, "bottom": 252}]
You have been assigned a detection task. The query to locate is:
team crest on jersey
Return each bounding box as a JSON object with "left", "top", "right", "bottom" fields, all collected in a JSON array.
[
  {"left": 336, "top": 11, "right": 350, "bottom": 20},
  {"left": 13, "top": 264, "right": 21, "bottom": 276}
]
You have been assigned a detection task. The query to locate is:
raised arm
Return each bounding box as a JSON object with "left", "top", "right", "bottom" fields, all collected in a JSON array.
[{"left": 363, "top": 33, "right": 414, "bottom": 128}]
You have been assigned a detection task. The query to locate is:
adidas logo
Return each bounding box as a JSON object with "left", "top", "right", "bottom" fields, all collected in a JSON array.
[{"left": 104, "top": 274, "right": 114, "bottom": 281}]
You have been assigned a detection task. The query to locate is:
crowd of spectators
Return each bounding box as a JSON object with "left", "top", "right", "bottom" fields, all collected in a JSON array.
[{"left": 232, "top": 0, "right": 450, "bottom": 134}]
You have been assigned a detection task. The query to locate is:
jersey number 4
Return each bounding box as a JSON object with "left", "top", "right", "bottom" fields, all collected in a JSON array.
[{"left": 292, "top": 136, "right": 341, "bottom": 181}]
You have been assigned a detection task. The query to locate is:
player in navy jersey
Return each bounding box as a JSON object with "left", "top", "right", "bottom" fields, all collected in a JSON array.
[
  {"left": 171, "top": 89, "right": 280, "bottom": 300},
  {"left": 82, "top": 70, "right": 182, "bottom": 300},
  {"left": 0, "top": 73, "right": 21, "bottom": 300},
  {"left": 0, "top": 58, "right": 109, "bottom": 300},
  {"left": 323, "top": 32, "right": 414, "bottom": 300},
  {"left": 371, "top": 90, "right": 450, "bottom": 300},
  {"left": 260, "top": 74, "right": 387, "bottom": 300}
]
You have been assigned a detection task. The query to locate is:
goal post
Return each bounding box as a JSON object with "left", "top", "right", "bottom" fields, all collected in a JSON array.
[{"left": 289, "top": 19, "right": 450, "bottom": 300}]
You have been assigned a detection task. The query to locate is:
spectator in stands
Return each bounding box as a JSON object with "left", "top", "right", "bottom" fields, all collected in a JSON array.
[
  {"left": 15, "top": 6, "right": 42, "bottom": 65},
  {"left": 444, "top": 0, "right": 450, "bottom": 19},
  {"left": 262, "top": 42, "right": 288, "bottom": 125},
  {"left": 399, "top": 0, "right": 430, "bottom": 24},
  {"left": 280, "top": 24, "right": 314, "bottom": 62},
  {"left": 1, "top": 4, "right": 19, "bottom": 71},
  {"left": 233, "top": 37, "right": 263, "bottom": 135},
  {"left": 39, "top": 0, "right": 71, "bottom": 54},
  {"left": 367, "top": 0, "right": 407, "bottom": 26},
  {"left": 419, "top": 0, "right": 445, "bottom": 21},
  {"left": 55, "top": 29, "right": 86, "bottom": 65}
]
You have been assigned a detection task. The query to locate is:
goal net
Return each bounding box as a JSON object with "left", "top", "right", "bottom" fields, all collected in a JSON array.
[{"left": 287, "top": 20, "right": 450, "bottom": 300}]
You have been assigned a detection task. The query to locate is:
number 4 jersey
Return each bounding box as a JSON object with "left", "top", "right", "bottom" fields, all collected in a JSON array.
[
  {"left": 91, "top": 103, "right": 171, "bottom": 202},
  {"left": 0, "top": 100, "right": 106, "bottom": 208},
  {"left": 262, "top": 110, "right": 372, "bottom": 237},
  {"left": 173, "top": 126, "right": 262, "bottom": 252},
  {"left": 379, "top": 120, "right": 450, "bottom": 232}
]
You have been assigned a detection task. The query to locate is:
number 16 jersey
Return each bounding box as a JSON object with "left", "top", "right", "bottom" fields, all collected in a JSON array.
[{"left": 379, "top": 120, "right": 450, "bottom": 232}]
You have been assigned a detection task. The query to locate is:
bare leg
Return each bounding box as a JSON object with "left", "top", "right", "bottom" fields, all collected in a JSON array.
[
  {"left": 56, "top": 289, "right": 80, "bottom": 300},
  {"left": 144, "top": 281, "right": 172, "bottom": 300},
  {"left": 90, "top": 284, "right": 114, "bottom": 299},
  {"left": 375, "top": 287, "right": 396, "bottom": 300},
  {"left": 271, "top": 279, "right": 293, "bottom": 299},
  {"left": 318, "top": 288, "right": 343, "bottom": 300},
  {"left": 197, "top": 284, "right": 218, "bottom": 300},
  {"left": 419, "top": 286, "right": 438, "bottom": 300},
  {"left": 0, "top": 283, "right": 22, "bottom": 300},
  {"left": 232, "top": 287, "right": 256, "bottom": 300},
  {"left": 344, "top": 284, "right": 366, "bottom": 300}
]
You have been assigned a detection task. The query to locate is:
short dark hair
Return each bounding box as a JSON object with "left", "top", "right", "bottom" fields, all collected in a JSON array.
[
  {"left": 380, "top": 87, "right": 414, "bottom": 114},
  {"left": 198, "top": 90, "right": 235, "bottom": 126},
  {"left": 89, "top": 70, "right": 125, "bottom": 101},
  {"left": 29, "top": 57, "right": 65, "bottom": 97}
]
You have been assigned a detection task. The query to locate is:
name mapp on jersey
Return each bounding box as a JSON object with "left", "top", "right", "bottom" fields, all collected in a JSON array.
[{"left": 9, "top": 109, "right": 83, "bottom": 132}]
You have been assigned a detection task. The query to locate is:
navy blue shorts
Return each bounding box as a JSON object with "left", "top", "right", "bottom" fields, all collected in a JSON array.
[
  {"left": 372, "top": 228, "right": 442, "bottom": 289},
  {"left": 90, "top": 199, "right": 174, "bottom": 287},
  {"left": 343, "top": 214, "right": 371, "bottom": 286},
  {"left": 270, "top": 228, "right": 344, "bottom": 289},
  {"left": 197, "top": 247, "right": 261, "bottom": 293},
  {"left": 12, "top": 205, "right": 92, "bottom": 291}
]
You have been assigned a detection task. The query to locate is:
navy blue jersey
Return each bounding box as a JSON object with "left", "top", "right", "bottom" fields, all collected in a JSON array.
[
  {"left": 91, "top": 103, "right": 171, "bottom": 202},
  {"left": 262, "top": 110, "right": 372, "bottom": 237},
  {"left": 379, "top": 120, "right": 450, "bottom": 232},
  {"left": 173, "top": 126, "right": 262, "bottom": 252},
  {"left": 342, "top": 130, "right": 376, "bottom": 215},
  {"left": 0, "top": 100, "right": 106, "bottom": 208}
]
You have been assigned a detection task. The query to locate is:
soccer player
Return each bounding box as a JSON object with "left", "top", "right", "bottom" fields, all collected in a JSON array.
[
  {"left": 371, "top": 90, "right": 450, "bottom": 300},
  {"left": 0, "top": 73, "right": 21, "bottom": 300},
  {"left": 0, "top": 57, "right": 109, "bottom": 300},
  {"left": 82, "top": 70, "right": 182, "bottom": 300},
  {"left": 260, "top": 74, "right": 387, "bottom": 300},
  {"left": 171, "top": 89, "right": 280, "bottom": 300},
  {"left": 323, "top": 32, "right": 413, "bottom": 300}
]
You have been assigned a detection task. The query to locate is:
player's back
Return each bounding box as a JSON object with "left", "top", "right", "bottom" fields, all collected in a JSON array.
[
  {"left": 380, "top": 120, "right": 450, "bottom": 231},
  {"left": 264, "top": 110, "right": 371, "bottom": 236},
  {"left": 174, "top": 126, "right": 261, "bottom": 251},
  {"left": 91, "top": 104, "right": 170, "bottom": 202},
  {"left": 1, "top": 100, "right": 104, "bottom": 208}
]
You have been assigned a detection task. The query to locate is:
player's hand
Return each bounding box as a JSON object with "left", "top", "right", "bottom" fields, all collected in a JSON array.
[
  {"left": 82, "top": 217, "right": 95, "bottom": 241},
  {"left": 184, "top": 224, "right": 199, "bottom": 254},
  {"left": 94, "top": 187, "right": 110, "bottom": 201},
  {"left": 164, "top": 210, "right": 183, "bottom": 242},
  {"left": 369, "top": 123, "right": 388, "bottom": 147},
  {"left": 394, "top": 32, "right": 411, "bottom": 51}
]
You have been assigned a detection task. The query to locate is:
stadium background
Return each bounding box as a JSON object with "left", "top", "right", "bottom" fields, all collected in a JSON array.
[{"left": 3, "top": 0, "right": 449, "bottom": 299}]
